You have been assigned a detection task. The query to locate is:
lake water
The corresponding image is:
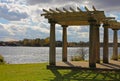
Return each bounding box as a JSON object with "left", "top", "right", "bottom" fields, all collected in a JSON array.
[{"left": 0, "top": 46, "right": 119, "bottom": 64}]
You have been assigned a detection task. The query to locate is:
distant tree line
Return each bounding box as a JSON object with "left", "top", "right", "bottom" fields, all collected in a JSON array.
[{"left": 0, "top": 37, "right": 119, "bottom": 47}]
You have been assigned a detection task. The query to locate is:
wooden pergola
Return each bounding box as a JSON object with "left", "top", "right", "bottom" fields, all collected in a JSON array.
[
  {"left": 107, "top": 20, "right": 120, "bottom": 61},
  {"left": 41, "top": 6, "right": 120, "bottom": 68}
]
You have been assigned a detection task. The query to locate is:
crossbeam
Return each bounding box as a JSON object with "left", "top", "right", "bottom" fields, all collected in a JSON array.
[
  {"left": 63, "top": 8, "right": 70, "bottom": 12},
  {"left": 85, "top": 6, "right": 89, "bottom": 11},
  {"left": 43, "top": 9, "right": 51, "bottom": 13},
  {"left": 49, "top": 9, "right": 58, "bottom": 13},
  {"left": 92, "top": 6, "right": 97, "bottom": 11},
  {"left": 56, "top": 8, "right": 64, "bottom": 13},
  {"left": 70, "top": 7, "right": 76, "bottom": 12},
  {"left": 41, "top": 6, "right": 117, "bottom": 28},
  {"left": 77, "top": 7, "right": 82, "bottom": 12}
]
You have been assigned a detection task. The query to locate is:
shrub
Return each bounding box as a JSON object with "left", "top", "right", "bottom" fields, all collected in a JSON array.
[
  {"left": 71, "top": 55, "right": 84, "bottom": 61},
  {"left": 111, "top": 55, "right": 114, "bottom": 60},
  {"left": 118, "top": 54, "right": 120, "bottom": 59},
  {"left": 111, "top": 54, "right": 120, "bottom": 60},
  {"left": 71, "top": 47, "right": 87, "bottom": 61},
  {"left": 0, "top": 54, "right": 5, "bottom": 64}
]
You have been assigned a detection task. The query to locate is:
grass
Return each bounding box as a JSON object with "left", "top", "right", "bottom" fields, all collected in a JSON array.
[{"left": 0, "top": 63, "right": 120, "bottom": 81}]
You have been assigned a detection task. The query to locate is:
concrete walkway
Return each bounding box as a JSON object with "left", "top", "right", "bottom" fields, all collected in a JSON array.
[{"left": 54, "top": 60, "right": 120, "bottom": 71}]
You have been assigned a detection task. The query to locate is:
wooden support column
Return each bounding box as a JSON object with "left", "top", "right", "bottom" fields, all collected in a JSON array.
[
  {"left": 112, "top": 29, "right": 118, "bottom": 60},
  {"left": 62, "top": 25, "right": 68, "bottom": 62},
  {"left": 89, "top": 19, "right": 96, "bottom": 68},
  {"left": 103, "top": 24, "right": 109, "bottom": 63},
  {"left": 95, "top": 25, "right": 100, "bottom": 63},
  {"left": 49, "top": 21, "right": 56, "bottom": 65}
]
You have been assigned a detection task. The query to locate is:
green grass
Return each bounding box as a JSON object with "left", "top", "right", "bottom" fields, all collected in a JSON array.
[{"left": 0, "top": 63, "right": 120, "bottom": 81}]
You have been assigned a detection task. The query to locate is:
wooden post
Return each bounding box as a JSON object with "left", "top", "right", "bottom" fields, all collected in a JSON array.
[
  {"left": 88, "top": 19, "right": 96, "bottom": 68},
  {"left": 103, "top": 24, "right": 109, "bottom": 63},
  {"left": 49, "top": 21, "right": 56, "bottom": 65},
  {"left": 62, "top": 25, "right": 68, "bottom": 62},
  {"left": 112, "top": 29, "right": 118, "bottom": 60},
  {"left": 95, "top": 25, "right": 100, "bottom": 63}
]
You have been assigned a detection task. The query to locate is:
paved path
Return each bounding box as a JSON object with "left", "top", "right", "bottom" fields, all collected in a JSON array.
[{"left": 56, "top": 60, "right": 120, "bottom": 70}]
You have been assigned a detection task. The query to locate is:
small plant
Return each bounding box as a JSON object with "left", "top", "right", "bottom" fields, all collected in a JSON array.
[
  {"left": 111, "top": 54, "right": 120, "bottom": 60},
  {"left": 111, "top": 55, "right": 114, "bottom": 60},
  {"left": 71, "top": 55, "right": 84, "bottom": 61},
  {"left": 0, "top": 54, "right": 5, "bottom": 64},
  {"left": 71, "top": 47, "right": 87, "bottom": 61},
  {"left": 118, "top": 54, "right": 120, "bottom": 59}
]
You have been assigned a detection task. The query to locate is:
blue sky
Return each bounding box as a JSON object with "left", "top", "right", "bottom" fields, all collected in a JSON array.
[{"left": 0, "top": 0, "right": 120, "bottom": 42}]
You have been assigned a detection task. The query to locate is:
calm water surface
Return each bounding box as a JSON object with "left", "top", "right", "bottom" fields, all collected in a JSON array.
[{"left": 0, "top": 46, "right": 119, "bottom": 64}]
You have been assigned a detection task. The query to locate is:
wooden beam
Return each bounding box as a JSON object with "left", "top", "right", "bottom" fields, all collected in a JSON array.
[
  {"left": 44, "top": 12, "right": 105, "bottom": 22},
  {"left": 49, "top": 22, "right": 56, "bottom": 65},
  {"left": 95, "top": 26, "right": 100, "bottom": 63},
  {"left": 49, "top": 9, "right": 58, "bottom": 13},
  {"left": 43, "top": 10, "right": 104, "bottom": 19},
  {"left": 43, "top": 9, "right": 51, "bottom": 13},
  {"left": 70, "top": 7, "right": 76, "bottom": 12},
  {"left": 92, "top": 6, "right": 97, "bottom": 11},
  {"left": 103, "top": 26, "right": 109, "bottom": 63},
  {"left": 77, "top": 7, "right": 82, "bottom": 12},
  {"left": 85, "top": 6, "right": 89, "bottom": 12},
  {"left": 113, "top": 29, "right": 118, "bottom": 60},
  {"left": 62, "top": 25, "right": 68, "bottom": 62},
  {"left": 63, "top": 8, "right": 70, "bottom": 12},
  {"left": 89, "top": 20, "right": 97, "bottom": 68},
  {"left": 44, "top": 12, "right": 88, "bottom": 19},
  {"left": 58, "top": 21, "right": 89, "bottom": 26},
  {"left": 106, "top": 17, "right": 115, "bottom": 20},
  {"left": 104, "top": 20, "right": 120, "bottom": 29},
  {"left": 56, "top": 8, "right": 64, "bottom": 13},
  {"left": 54, "top": 16, "right": 89, "bottom": 22},
  {"left": 41, "top": 13, "right": 46, "bottom": 16}
]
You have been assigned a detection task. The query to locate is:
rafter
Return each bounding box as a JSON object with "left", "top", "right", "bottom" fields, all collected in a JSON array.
[
  {"left": 77, "top": 7, "right": 82, "bottom": 12},
  {"left": 43, "top": 9, "right": 51, "bottom": 13},
  {"left": 49, "top": 9, "right": 58, "bottom": 13},
  {"left": 41, "top": 6, "right": 119, "bottom": 28},
  {"left": 85, "top": 6, "right": 89, "bottom": 12},
  {"left": 58, "top": 21, "right": 89, "bottom": 26},
  {"left": 92, "top": 6, "right": 97, "bottom": 11},
  {"left": 56, "top": 8, "right": 64, "bottom": 13},
  {"left": 105, "top": 20, "right": 120, "bottom": 29},
  {"left": 69, "top": 7, "right": 76, "bottom": 12},
  {"left": 63, "top": 8, "right": 70, "bottom": 12},
  {"left": 106, "top": 17, "right": 115, "bottom": 20}
]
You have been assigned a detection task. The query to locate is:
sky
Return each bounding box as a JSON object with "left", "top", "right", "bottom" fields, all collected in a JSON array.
[{"left": 0, "top": 0, "right": 120, "bottom": 42}]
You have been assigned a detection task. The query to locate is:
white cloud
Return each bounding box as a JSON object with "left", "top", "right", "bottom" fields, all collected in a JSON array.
[
  {"left": 0, "top": 0, "right": 120, "bottom": 42},
  {"left": 26, "top": 0, "right": 120, "bottom": 12},
  {"left": 0, "top": 3, "right": 29, "bottom": 21},
  {"left": 0, "top": 20, "right": 51, "bottom": 41},
  {"left": 0, "top": 23, "right": 10, "bottom": 36}
]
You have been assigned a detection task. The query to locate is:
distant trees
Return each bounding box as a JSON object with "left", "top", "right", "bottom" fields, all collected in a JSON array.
[
  {"left": 22, "top": 37, "right": 50, "bottom": 47},
  {"left": 0, "top": 38, "right": 118, "bottom": 47},
  {"left": 23, "top": 39, "right": 30, "bottom": 46}
]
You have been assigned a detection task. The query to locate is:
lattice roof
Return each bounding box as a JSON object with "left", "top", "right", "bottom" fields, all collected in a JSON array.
[
  {"left": 41, "top": 6, "right": 114, "bottom": 26},
  {"left": 108, "top": 20, "right": 120, "bottom": 29}
]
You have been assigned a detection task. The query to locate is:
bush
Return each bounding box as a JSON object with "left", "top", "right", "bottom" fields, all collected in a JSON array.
[
  {"left": 0, "top": 54, "right": 5, "bottom": 64},
  {"left": 71, "top": 47, "right": 87, "bottom": 61},
  {"left": 71, "top": 55, "right": 84, "bottom": 61},
  {"left": 111, "top": 54, "right": 120, "bottom": 60},
  {"left": 118, "top": 54, "right": 120, "bottom": 59}
]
